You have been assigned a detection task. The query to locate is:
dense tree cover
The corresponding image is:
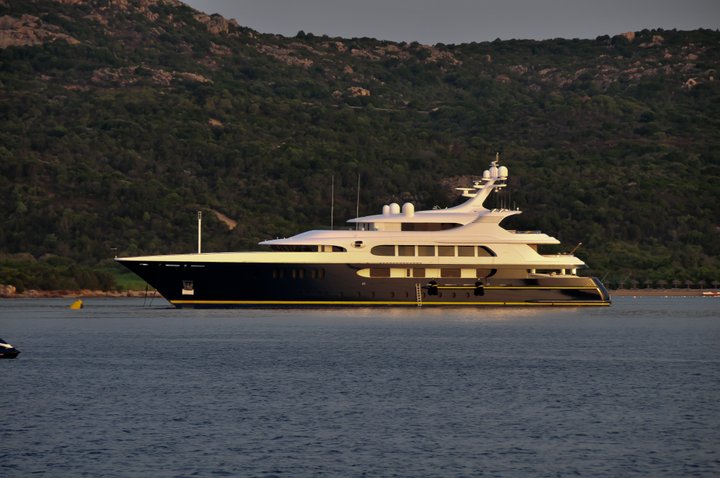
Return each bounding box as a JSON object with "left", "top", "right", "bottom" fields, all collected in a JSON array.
[
  {"left": 0, "top": 255, "right": 116, "bottom": 292},
  {"left": 0, "top": 0, "right": 718, "bottom": 290}
]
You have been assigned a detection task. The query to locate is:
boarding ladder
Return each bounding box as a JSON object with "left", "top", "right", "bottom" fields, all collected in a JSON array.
[{"left": 415, "top": 283, "right": 423, "bottom": 307}]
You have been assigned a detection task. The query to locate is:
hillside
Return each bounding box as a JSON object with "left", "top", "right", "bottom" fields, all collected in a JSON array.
[{"left": 1, "top": 0, "right": 719, "bottom": 291}]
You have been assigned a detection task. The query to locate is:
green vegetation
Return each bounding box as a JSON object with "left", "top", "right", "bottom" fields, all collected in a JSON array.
[
  {"left": 0, "top": 1, "right": 719, "bottom": 290},
  {"left": 0, "top": 254, "right": 116, "bottom": 292}
]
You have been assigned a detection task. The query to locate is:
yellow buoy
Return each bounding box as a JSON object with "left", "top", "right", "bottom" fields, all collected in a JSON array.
[{"left": 69, "top": 299, "right": 84, "bottom": 310}]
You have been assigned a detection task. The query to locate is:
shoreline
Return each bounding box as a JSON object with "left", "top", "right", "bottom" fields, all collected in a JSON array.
[
  {"left": 1, "top": 289, "right": 717, "bottom": 299},
  {"left": 610, "top": 289, "right": 715, "bottom": 297},
  {"left": 0, "top": 289, "right": 153, "bottom": 299}
]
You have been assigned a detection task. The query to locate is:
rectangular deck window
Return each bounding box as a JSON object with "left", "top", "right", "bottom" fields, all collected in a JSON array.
[
  {"left": 438, "top": 246, "right": 455, "bottom": 257},
  {"left": 441, "top": 268, "right": 461, "bottom": 278},
  {"left": 458, "top": 246, "right": 475, "bottom": 257},
  {"left": 417, "top": 245, "right": 435, "bottom": 256},
  {"left": 371, "top": 245, "right": 395, "bottom": 256},
  {"left": 370, "top": 268, "right": 391, "bottom": 277},
  {"left": 398, "top": 245, "right": 415, "bottom": 256}
]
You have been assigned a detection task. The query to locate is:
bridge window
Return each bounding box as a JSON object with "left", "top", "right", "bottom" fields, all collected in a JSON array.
[
  {"left": 270, "top": 245, "right": 346, "bottom": 252},
  {"left": 370, "top": 244, "right": 495, "bottom": 258}
]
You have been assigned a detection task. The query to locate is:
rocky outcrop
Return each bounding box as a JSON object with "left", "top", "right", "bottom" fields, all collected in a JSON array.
[
  {"left": 193, "top": 12, "right": 238, "bottom": 34},
  {"left": 347, "top": 86, "right": 371, "bottom": 97},
  {"left": 54, "top": 0, "right": 184, "bottom": 23},
  {"left": 257, "top": 44, "right": 314, "bottom": 68},
  {"left": 0, "top": 14, "right": 80, "bottom": 48},
  {"left": 640, "top": 34, "right": 664, "bottom": 48},
  {"left": 90, "top": 66, "right": 211, "bottom": 87},
  {"left": 208, "top": 209, "right": 237, "bottom": 230},
  {"left": 421, "top": 45, "right": 462, "bottom": 65},
  {"left": 346, "top": 43, "right": 461, "bottom": 65}
]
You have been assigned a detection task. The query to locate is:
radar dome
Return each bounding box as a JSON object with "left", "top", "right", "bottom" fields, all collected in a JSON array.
[{"left": 402, "top": 202, "right": 415, "bottom": 216}]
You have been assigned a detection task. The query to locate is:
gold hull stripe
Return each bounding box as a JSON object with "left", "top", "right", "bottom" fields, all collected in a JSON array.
[
  {"left": 171, "top": 299, "right": 610, "bottom": 307},
  {"left": 438, "top": 285, "right": 599, "bottom": 290}
]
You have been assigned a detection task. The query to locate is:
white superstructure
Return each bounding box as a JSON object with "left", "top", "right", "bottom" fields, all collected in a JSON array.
[{"left": 251, "top": 156, "right": 585, "bottom": 278}]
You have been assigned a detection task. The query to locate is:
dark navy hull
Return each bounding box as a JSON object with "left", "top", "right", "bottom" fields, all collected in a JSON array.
[
  {"left": 0, "top": 338, "right": 20, "bottom": 359},
  {"left": 119, "top": 260, "right": 611, "bottom": 308},
  {"left": 0, "top": 349, "right": 20, "bottom": 358}
]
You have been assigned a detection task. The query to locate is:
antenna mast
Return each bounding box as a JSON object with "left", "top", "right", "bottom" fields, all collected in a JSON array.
[
  {"left": 355, "top": 172, "right": 361, "bottom": 230},
  {"left": 197, "top": 210, "right": 202, "bottom": 254},
  {"left": 330, "top": 174, "right": 335, "bottom": 230}
]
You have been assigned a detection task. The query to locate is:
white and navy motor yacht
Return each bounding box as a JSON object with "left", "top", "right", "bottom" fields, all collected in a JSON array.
[{"left": 117, "top": 157, "right": 610, "bottom": 307}]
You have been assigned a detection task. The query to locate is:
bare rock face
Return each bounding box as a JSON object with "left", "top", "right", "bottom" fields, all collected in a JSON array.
[
  {"left": 53, "top": 0, "right": 183, "bottom": 22},
  {"left": 193, "top": 12, "right": 238, "bottom": 35},
  {"left": 0, "top": 14, "right": 80, "bottom": 48},
  {"left": 257, "top": 44, "right": 314, "bottom": 68},
  {"left": 0, "top": 0, "right": 193, "bottom": 49},
  {"left": 90, "top": 65, "right": 211, "bottom": 87},
  {"left": 0, "top": 284, "right": 17, "bottom": 297},
  {"left": 347, "top": 86, "right": 371, "bottom": 97},
  {"left": 52, "top": 0, "right": 88, "bottom": 5}
]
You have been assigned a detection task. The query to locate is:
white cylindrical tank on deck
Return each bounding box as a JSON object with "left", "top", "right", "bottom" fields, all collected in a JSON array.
[
  {"left": 498, "top": 165, "right": 508, "bottom": 179},
  {"left": 482, "top": 170, "right": 490, "bottom": 180},
  {"left": 490, "top": 164, "right": 499, "bottom": 178},
  {"left": 389, "top": 203, "right": 401, "bottom": 214},
  {"left": 402, "top": 202, "right": 415, "bottom": 216},
  {"left": 382, "top": 204, "right": 390, "bottom": 215}
]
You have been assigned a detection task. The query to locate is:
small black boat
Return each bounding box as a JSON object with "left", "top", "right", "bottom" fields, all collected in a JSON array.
[{"left": 0, "top": 337, "right": 20, "bottom": 359}]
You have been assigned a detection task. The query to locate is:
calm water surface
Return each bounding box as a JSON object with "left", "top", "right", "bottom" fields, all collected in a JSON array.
[{"left": 1, "top": 297, "right": 719, "bottom": 477}]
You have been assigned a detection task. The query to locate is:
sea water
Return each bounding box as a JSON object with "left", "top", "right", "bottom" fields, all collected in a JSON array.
[{"left": 1, "top": 297, "right": 719, "bottom": 477}]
